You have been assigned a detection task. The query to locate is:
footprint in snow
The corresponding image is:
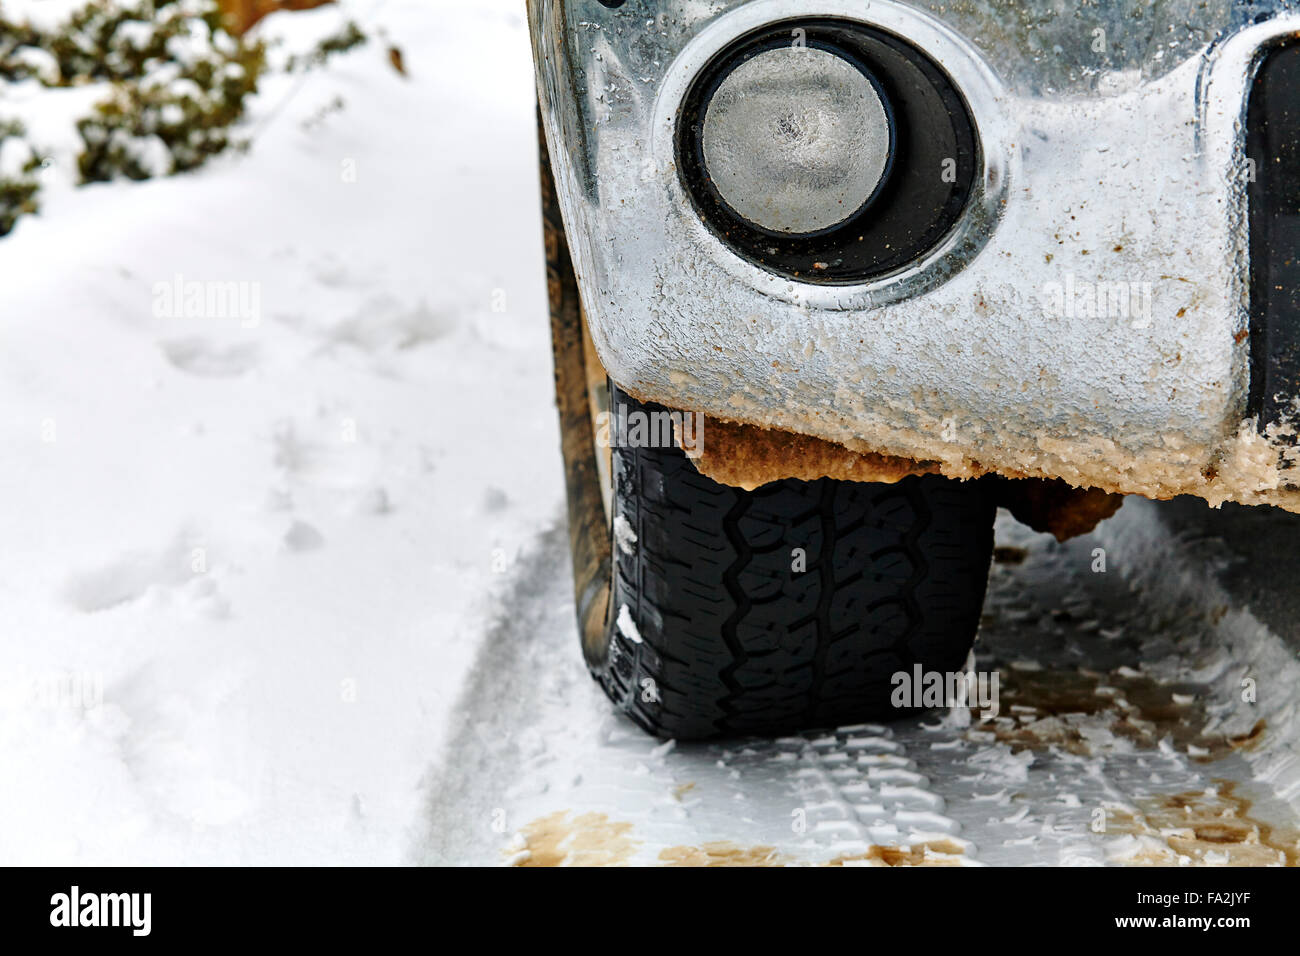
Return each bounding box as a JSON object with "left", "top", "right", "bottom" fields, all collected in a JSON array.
[
  {"left": 160, "top": 337, "right": 260, "bottom": 378},
  {"left": 324, "top": 295, "right": 455, "bottom": 352},
  {"left": 283, "top": 520, "right": 325, "bottom": 552},
  {"left": 62, "top": 537, "right": 228, "bottom": 618}
]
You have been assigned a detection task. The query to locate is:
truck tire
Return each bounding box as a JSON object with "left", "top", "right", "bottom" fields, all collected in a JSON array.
[{"left": 540, "top": 120, "right": 996, "bottom": 740}]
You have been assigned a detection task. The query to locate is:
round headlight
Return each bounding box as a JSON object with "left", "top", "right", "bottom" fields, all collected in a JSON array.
[
  {"left": 700, "top": 46, "right": 893, "bottom": 236},
  {"left": 677, "top": 20, "right": 979, "bottom": 284}
]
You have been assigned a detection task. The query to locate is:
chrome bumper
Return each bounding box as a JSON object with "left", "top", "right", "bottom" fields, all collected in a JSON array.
[{"left": 530, "top": 0, "right": 1300, "bottom": 508}]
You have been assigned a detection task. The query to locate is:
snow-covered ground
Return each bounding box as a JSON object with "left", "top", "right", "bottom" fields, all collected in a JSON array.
[
  {"left": 421, "top": 509, "right": 1300, "bottom": 866},
  {"left": 3, "top": 0, "right": 1298, "bottom": 868},
  {"left": 0, "top": 0, "right": 562, "bottom": 864}
]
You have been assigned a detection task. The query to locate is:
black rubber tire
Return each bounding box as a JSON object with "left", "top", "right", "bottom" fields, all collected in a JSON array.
[
  {"left": 593, "top": 387, "right": 996, "bottom": 740},
  {"left": 538, "top": 116, "right": 996, "bottom": 740}
]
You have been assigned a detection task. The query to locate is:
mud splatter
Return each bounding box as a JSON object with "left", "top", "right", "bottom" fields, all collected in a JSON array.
[
  {"left": 1228, "top": 719, "right": 1267, "bottom": 752},
  {"left": 970, "top": 666, "right": 1246, "bottom": 760},
  {"left": 683, "top": 414, "right": 936, "bottom": 491},
  {"left": 659, "top": 842, "right": 788, "bottom": 867},
  {"left": 658, "top": 839, "right": 966, "bottom": 867},
  {"left": 511, "top": 812, "right": 639, "bottom": 867},
  {"left": 1103, "top": 782, "right": 1299, "bottom": 867},
  {"left": 829, "top": 840, "right": 968, "bottom": 867},
  {"left": 996, "top": 479, "right": 1125, "bottom": 542},
  {"left": 511, "top": 813, "right": 971, "bottom": 867}
]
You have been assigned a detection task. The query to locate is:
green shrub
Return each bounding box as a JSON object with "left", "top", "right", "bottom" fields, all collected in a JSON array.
[
  {"left": 285, "top": 20, "right": 367, "bottom": 72},
  {"left": 0, "top": 1, "right": 266, "bottom": 184},
  {"left": 0, "top": 14, "right": 44, "bottom": 83},
  {"left": 74, "top": 2, "right": 265, "bottom": 182},
  {"left": 0, "top": 118, "right": 43, "bottom": 237}
]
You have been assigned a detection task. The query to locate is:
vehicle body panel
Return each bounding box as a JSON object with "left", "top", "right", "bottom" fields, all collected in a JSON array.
[{"left": 530, "top": 0, "right": 1300, "bottom": 509}]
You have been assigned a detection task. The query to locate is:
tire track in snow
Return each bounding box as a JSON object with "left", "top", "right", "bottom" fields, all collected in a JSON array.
[
  {"left": 415, "top": 510, "right": 1300, "bottom": 866},
  {"left": 412, "top": 518, "right": 581, "bottom": 865},
  {"left": 788, "top": 726, "right": 975, "bottom": 864},
  {"left": 413, "top": 519, "right": 971, "bottom": 865}
]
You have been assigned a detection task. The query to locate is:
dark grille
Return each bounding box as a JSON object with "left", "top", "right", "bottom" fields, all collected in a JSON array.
[{"left": 1247, "top": 40, "right": 1300, "bottom": 437}]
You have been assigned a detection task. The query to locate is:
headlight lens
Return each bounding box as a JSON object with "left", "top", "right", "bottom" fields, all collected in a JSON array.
[
  {"left": 701, "top": 46, "right": 893, "bottom": 236},
  {"left": 677, "top": 20, "right": 979, "bottom": 284}
]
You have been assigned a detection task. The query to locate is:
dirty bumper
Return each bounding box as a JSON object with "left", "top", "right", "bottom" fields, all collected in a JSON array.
[{"left": 530, "top": 0, "right": 1300, "bottom": 511}]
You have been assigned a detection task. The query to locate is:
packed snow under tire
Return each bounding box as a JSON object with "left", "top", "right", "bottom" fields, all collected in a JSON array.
[{"left": 540, "top": 123, "right": 998, "bottom": 740}]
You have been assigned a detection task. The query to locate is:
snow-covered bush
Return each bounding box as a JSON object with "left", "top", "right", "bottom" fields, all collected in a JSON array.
[
  {"left": 0, "top": 12, "right": 43, "bottom": 83},
  {"left": 0, "top": 118, "right": 42, "bottom": 236},
  {"left": 0, "top": 0, "right": 265, "bottom": 183},
  {"left": 77, "top": 49, "right": 265, "bottom": 181},
  {"left": 285, "top": 19, "right": 366, "bottom": 72},
  {"left": 77, "top": 2, "right": 265, "bottom": 182},
  {"left": 3, "top": 0, "right": 258, "bottom": 86}
]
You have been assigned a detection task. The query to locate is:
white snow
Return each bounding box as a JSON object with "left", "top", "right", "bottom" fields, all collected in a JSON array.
[
  {"left": 612, "top": 514, "right": 636, "bottom": 556},
  {"left": 615, "top": 604, "right": 642, "bottom": 644},
  {"left": 1, "top": 0, "right": 89, "bottom": 31},
  {"left": 4, "top": 0, "right": 1299, "bottom": 869},
  {"left": 1095, "top": 498, "right": 1300, "bottom": 809},
  {"left": 0, "top": 0, "right": 560, "bottom": 864}
]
